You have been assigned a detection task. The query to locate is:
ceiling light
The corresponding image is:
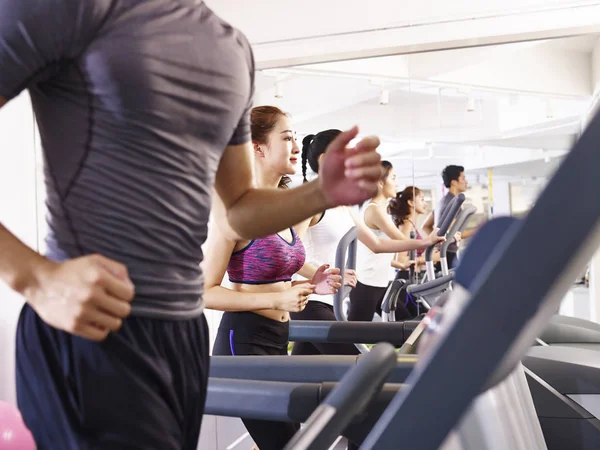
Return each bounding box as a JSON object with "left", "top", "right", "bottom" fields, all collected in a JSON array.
[
  {"left": 467, "top": 94, "right": 476, "bottom": 112},
  {"left": 543, "top": 149, "right": 551, "bottom": 163},
  {"left": 545, "top": 99, "right": 553, "bottom": 119},
  {"left": 275, "top": 81, "right": 283, "bottom": 99},
  {"left": 380, "top": 88, "right": 390, "bottom": 105}
]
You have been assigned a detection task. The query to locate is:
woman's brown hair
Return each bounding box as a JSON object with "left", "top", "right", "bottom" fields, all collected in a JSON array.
[
  {"left": 251, "top": 106, "right": 291, "bottom": 189},
  {"left": 388, "top": 186, "right": 422, "bottom": 227}
]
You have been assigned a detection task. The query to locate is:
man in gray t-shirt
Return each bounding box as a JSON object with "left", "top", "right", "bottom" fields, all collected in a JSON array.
[{"left": 0, "top": 1, "right": 383, "bottom": 447}]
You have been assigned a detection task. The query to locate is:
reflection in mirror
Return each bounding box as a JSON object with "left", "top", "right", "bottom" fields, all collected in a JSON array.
[
  {"left": 252, "top": 33, "right": 597, "bottom": 327},
  {"left": 257, "top": 34, "right": 594, "bottom": 220}
]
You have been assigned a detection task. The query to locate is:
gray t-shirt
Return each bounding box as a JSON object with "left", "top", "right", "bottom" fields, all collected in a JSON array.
[
  {"left": 0, "top": 0, "right": 254, "bottom": 319},
  {"left": 435, "top": 192, "right": 459, "bottom": 253}
]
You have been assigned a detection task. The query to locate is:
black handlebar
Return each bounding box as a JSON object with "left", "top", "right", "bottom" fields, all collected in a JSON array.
[
  {"left": 406, "top": 273, "right": 454, "bottom": 296},
  {"left": 425, "top": 194, "right": 466, "bottom": 262},
  {"left": 409, "top": 231, "right": 417, "bottom": 284},
  {"left": 440, "top": 204, "right": 476, "bottom": 258},
  {"left": 333, "top": 227, "right": 358, "bottom": 322},
  {"left": 283, "top": 343, "right": 398, "bottom": 450}
]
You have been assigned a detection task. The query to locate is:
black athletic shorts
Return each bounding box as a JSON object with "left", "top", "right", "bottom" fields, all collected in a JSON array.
[{"left": 16, "top": 304, "right": 209, "bottom": 450}]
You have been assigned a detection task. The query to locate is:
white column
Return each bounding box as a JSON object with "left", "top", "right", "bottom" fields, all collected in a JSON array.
[
  {"left": 433, "top": 181, "right": 445, "bottom": 214},
  {"left": 0, "top": 92, "right": 38, "bottom": 404},
  {"left": 491, "top": 180, "right": 511, "bottom": 217},
  {"left": 586, "top": 40, "right": 600, "bottom": 323}
]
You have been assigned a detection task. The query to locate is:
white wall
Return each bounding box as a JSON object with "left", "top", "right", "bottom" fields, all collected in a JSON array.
[
  {"left": 586, "top": 40, "right": 600, "bottom": 322},
  {"left": 591, "top": 37, "right": 600, "bottom": 89},
  {"left": 492, "top": 180, "right": 511, "bottom": 216},
  {"left": 303, "top": 41, "right": 594, "bottom": 98},
  {"left": 435, "top": 46, "right": 592, "bottom": 97},
  {"left": 0, "top": 92, "right": 38, "bottom": 404}
]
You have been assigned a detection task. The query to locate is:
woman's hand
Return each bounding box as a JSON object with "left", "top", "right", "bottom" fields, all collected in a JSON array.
[
  {"left": 343, "top": 269, "right": 357, "bottom": 288},
  {"left": 395, "top": 260, "right": 415, "bottom": 271},
  {"left": 426, "top": 228, "right": 446, "bottom": 247},
  {"left": 276, "top": 284, "right": 316, "bottom": 312},
  {"left": 311, "top": 264, "right": 342, "bottom": 295},
  {"left": 453, "top": 231, "right": 462, "bottom": 247}
]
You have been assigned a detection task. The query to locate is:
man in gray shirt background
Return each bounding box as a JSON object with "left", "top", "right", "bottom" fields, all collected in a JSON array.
[
  {"left": 0, "top": 1, "right": 383, "bottom": 448},
  {"left": 434, "top": 165, "right": 478, "bottom": 269}
]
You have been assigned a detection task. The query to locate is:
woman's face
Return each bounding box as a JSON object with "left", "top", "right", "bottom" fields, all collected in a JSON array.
[
  {"left": 381, "top": 168, "right": 397, "bottom": 199},
  {"left": 261, "top": 115, "right": 300, "bottom": 175},
  {"left": 414, "top": 192, "right": 427, "bottom": 215}
]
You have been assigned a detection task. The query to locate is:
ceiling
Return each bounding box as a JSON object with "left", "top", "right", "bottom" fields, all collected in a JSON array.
[{"left": 254, "top": 34, "right": 599, "bottom": 187}]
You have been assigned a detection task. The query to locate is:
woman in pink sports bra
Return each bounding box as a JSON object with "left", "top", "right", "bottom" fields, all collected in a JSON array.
[{"left": 203, "top": 106, "right": 342, "bottom": 450}]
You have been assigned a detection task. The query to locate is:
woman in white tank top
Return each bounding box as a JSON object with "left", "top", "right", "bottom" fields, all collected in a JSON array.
[
  {"left": 292, "top": 131, "right": 446, "bottom": 356},
  {"left": 350, "top": 161, "right": 403, "bottom": 321}
]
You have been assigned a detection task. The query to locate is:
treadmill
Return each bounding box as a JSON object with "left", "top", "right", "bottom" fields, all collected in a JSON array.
[
  {"left": 206, "top": 105, "right": 600, "bottom": 449},
  {"left": 281, "top": 197, "right": 465, "bottom": 356},
  {"left": 381, "top": 196, "right": 473, "bottom": 322},
  {"left": 439, "top": 203, "right": 477, "bottom": 276},
  {"left": 423, "top": 193, "right": 465, "bottom": 283},
  {"left": 275, "top": 189, "right": 600, "bottom": 449},
  {"left": 207, "top": 218, "right": 549, "bottom": 449},
  {"left": 295, "top": 178, "right": 600, "bottom": 449}
]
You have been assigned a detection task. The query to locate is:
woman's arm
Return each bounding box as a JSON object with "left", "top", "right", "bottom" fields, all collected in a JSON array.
[
  {"left": 415, "top": 250, "right": 441, "bottom": 266},
  {"left": 391, "top": 252, "right": 414, "bottom": 270},
  {"left": 421, "top": 212, "right": 435, "bottom": 236},
  {"left": 348, "top": 207, "right": 442, "bottom": 254},
  {"left": 297, "top": 262, "right": 320, "bottom": 280}
]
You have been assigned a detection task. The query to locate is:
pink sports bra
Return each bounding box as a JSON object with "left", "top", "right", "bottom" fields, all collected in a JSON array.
[
  {"left": 226, "top": 228, "right": 306, "bottom": 285},
  {"left": 408, "top": 220, "right": 425, "bottom": 257}
]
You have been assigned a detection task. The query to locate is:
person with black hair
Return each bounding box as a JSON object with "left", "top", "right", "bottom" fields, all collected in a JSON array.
[
  {"left": 206, "top": 107, "right": 343, "bottom": 450},
  {"left": 388, "top": 186, "right": 440, "bottom": 277},
  {"left": 296, "top": 130, "right": 445, "bottom": 328},
  {"left": 425, "top": 164, "right": 476, "bottom": 268},
  {"left": 0, "top": 1, "right": 390, "bottom": 447},
  {"left": 435, "top": 165, "right": 468, "bottom": 224}
]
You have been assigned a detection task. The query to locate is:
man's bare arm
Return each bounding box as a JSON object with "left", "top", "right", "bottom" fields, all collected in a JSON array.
[
  {"left": 214, "top": 144, "right": 329, "bottom": 239},
  {"left": 0, "top": 98, "right": 45, "bottom": 293},
  {"left": 0, "top": 224, "right": 48, "bottom": 294},
  {"left": 461, "top": 228, "right": 478, "bottom": 239}
]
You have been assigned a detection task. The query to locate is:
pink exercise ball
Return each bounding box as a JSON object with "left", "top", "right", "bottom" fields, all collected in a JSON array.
[{"left": 0, "top": 401, "right": 36, "bottom": 450}]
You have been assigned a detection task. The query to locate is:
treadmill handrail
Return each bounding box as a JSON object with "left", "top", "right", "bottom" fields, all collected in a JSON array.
[
  {"left": 406, "top": 273, "right": 453, "bottom": 297},
  {"left": 209, "top": 354, "right": 417, "bottom": 384},
  {"left": 440, "top": 204, "right": 477, "bottom": 258},
  {"left": 381, "top": 280, "right": 404, "bottom": 314},
  {"left": 289, "top": 320, "right": 410, "bottom": 346},
  {"left": 408, "top": 231, "right": 417, "bottom": 285},
  {"left": 425, "top": 193, "right": 465, "bottom": 263},
  {"left": 436, "top": 196, "right": 457, "bottom": 227},
  {"left": 333, "top": 226, "right": 358, "bottom": 322},
  {"left": 283, "top": 343, "right": 397, "bottom": 450}
]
